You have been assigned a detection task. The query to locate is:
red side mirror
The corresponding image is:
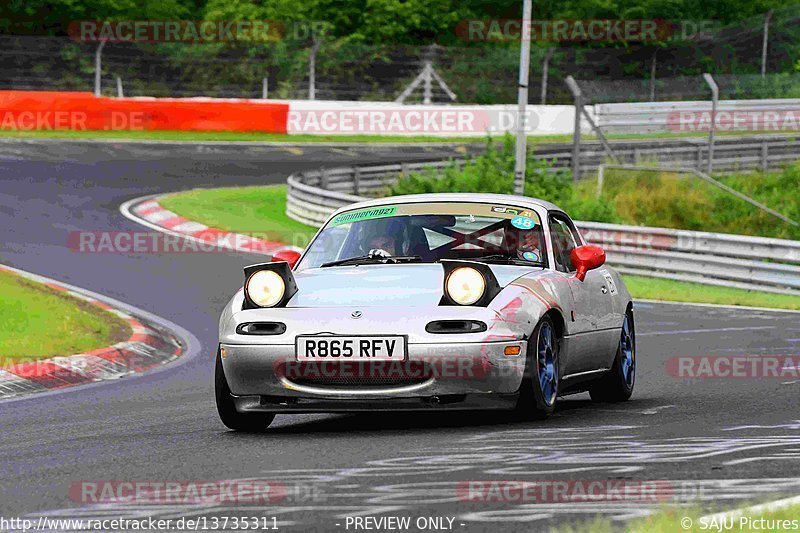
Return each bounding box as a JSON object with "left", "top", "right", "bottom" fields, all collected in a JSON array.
[
  {"left": 272, "top": 249, "right": 301, "bottom": 269},
  {"left": 571, "top": 245, "right": 605, "bottom": 282}
]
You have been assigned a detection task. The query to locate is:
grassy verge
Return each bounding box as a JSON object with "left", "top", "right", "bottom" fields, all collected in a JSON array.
[
  {"left": 0, "top": 269, "right": 131, "bottom": 364},
  {"left": 159, "top": 185, "right": 798, "bottom": 312},
  {"left": 622, "top": 275, "right": 800, "bottom": 311},
  {"left": 562, "top": 502, "right": 800, "bottom": 532},
  {"left": 158, "top": 185, "right": 318, "bottom": 248},
  {"left": 0, "top": 128, "right": 793, "bottom": 144}
]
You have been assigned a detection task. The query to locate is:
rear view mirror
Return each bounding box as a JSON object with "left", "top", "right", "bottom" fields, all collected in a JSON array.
[
  {"left": 409, "top": 215, "right": 456, "bottom": 228},
  {"left": 272, "top": 249, "right": 301, "bottom": 268}
]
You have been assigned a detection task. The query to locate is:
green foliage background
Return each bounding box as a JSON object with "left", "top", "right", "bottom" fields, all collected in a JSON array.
[{"left": 389, "top": 136, "right": 800, "bottom": 240}]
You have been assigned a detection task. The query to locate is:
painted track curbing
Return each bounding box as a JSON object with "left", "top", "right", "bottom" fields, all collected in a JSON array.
[
  {"left": 120, "top": 193, "right": 303, "bottom": 256},
  {"left": 0, "top": 264, "right": 184, "bottom": 400}
]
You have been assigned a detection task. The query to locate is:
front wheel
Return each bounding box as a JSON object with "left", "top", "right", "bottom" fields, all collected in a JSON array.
[
  {"left": 215, "top": 350, "right": 275, "bottom": 432},
  {"left": 515, "top": 316, "right": 560, "bottom": 419},
  {"left": 590, "top": 309, "right": 635, "bottom": 402}
]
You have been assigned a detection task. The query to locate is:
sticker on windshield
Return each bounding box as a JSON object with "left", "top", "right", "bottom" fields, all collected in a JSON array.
[
  {"left": 492, "top": 206, "right": 520, "bottom": 215},
  {"left": 330, "top": 206, "right": 397, "bottom": 227},
  {"left": 511, "top": 216, "right": 535, "bottom": 230},
  {"left": 522, "top": 251, "right": 539, "bottom": 262}
]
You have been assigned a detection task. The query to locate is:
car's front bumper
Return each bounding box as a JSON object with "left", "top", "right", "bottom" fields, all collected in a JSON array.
[
  {"left": 232, "top": 392, "right": 519, "bottom": 413},
  {"left": 220, "top": 339, "right": 527, "bottom": 412}
]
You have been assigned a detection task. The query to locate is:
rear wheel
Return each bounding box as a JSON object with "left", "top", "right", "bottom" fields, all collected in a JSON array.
[
  {"left": 590, "top": 309, "right": 635, "bottom": 402},
  {"left": 215, "top": 350, "right": 275, "bottom": 432},
  {"left": 515, "top": 316, "right": 560, "bottom": 419}
]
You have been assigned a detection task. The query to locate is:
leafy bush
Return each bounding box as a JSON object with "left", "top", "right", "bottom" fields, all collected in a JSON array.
[
  {"left": 587, "top": 166, "right": 800, "bottom": 239},
  {"left": 389, "top": 137, "right": 800, "bottom": 240},
  {"left": 389, "top": 135, "right": 617, "bottom": 222}
]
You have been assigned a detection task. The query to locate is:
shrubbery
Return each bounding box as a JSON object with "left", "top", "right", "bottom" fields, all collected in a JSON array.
[
  {"left": 389, "top": 136, "right": 800, "bottom": 240},
  {"left": 389, "top": 136, "right": 618, "bottom": 222}
]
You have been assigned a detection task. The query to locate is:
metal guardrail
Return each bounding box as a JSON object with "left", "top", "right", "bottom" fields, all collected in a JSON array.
[
  {"left": 286, "top": 160, "right": 800, "bottom": 296},
  {"left": 593, "top": 99, "right": 800, "bottom": 135},
  {"left": 533, "top": 134, "right": 800, "bottom": 177}
]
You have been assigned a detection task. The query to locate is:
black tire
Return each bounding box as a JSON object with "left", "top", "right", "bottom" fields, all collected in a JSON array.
[
  {"left": 215, "top": 350, "right": 275, "bottom": 432},
  {"left": 590, "top": 308, "right": 636, "bottom": 402},
  {"left": 515, "top": 315, "right": 560, "bottom": 420}
]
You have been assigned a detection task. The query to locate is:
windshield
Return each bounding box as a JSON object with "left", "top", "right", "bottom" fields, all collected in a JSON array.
[{"left": 296, "top": 202, "right": 546, "bottom": 271}]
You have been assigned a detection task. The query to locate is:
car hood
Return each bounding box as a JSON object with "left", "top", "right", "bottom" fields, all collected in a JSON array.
[{"left": 287, "top": 263, "right": 541, "bottom": 307}]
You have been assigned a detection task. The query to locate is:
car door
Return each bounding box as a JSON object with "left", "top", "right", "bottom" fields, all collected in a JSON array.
[{"left": 547, "top": 212, "right": 612, "bottom": 375}]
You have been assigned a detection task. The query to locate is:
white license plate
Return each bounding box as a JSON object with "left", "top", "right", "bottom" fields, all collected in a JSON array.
[{"left": 296, "top": 336, "right": 407, "bottom": 361}]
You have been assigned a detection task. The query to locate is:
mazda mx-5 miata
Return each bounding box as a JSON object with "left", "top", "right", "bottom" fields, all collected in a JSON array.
[{"left": 216, "top": 193, "right": 636, "bottom": 431}]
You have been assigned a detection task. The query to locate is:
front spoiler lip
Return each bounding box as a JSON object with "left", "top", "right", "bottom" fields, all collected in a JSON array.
[
  {"left": 279, "top": 375, "right": 436, "bottom": 396},
  {"left": 232, "top": 392, "right": 519, "bottom": 413}
]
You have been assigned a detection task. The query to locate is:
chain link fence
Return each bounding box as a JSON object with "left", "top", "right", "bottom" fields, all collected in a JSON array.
[{"left": 2, "top": 5, "right": 800, "bottom": 104}]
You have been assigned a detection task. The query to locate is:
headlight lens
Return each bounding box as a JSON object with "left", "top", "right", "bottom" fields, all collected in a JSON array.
[
  {"left": 245, "top": 270, "right": 285, "bottom": 307},
  {"left": 446, "top": 267, "right": 486, "bottom": 305}
]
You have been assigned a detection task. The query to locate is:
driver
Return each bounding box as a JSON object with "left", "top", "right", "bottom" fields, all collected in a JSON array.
[
  {"left": 504, "top": 223, "right": 543, "bottom": 262},
  {"left": 368, "top": 235, "right": 397, "bottom": 255},
  {"left": 517, "top": 230, "right": 542, "bottom": 261},
  {"left": 362, "top": 218, "right": 406, "bottom": 256}
]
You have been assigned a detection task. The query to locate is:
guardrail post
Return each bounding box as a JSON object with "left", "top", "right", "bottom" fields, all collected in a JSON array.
[
  {"left": 94, "top": 39, "right": 106, "bottom": 97},
  {"left": 565, "top": 76, "right": 583, "bottom": 182},
  {"left": 540, "top": 47, "right": 554, "bottom": 105},
  {"left": 309, "top": 37, "right": 321, "bottom": 100},
  {"left": 513, "top": 0, "right": 532, "bottom": 196},
  {"left": 761, "top": 142, "right": 769, "bottom": 172},
  {"left": 116, "top": 76, "right": 123, "bottom": 98},
  {"left": 762, "top": 10, "right": 774, "bottom": 78},
  {"left": 319, "top": 167, "right": 327, "bottom": 189},
  {"left": 702, "top": 73, "right": 718, "bottom": 175},
  {"left": 649, "top": 51, "right": 657, "bottom": 101},
  {"left": 353, "top": 167, "right": 361, "bottom": 195},
  {"left": 596, "top": 165, "right": 605, "bottom": 199}
]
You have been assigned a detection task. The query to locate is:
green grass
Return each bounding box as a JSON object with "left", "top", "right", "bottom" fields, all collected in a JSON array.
[
  {"left": 158, "top": 185, "right": 318, "bottom": 248},
  {"left": 0, "top": 270, "right": 131, "bottom": 364},
  {"left": 622, "top": 275, "right": 800, "bottom": 311},
  {"left": 561, "top": 502, "right": 800, "bottom": 532},
  {"left": 160, "top": 185, "right": 799, "bottom": 312},
  {"left": 0, "top": 128, "right": 792, "bottom": 144}
]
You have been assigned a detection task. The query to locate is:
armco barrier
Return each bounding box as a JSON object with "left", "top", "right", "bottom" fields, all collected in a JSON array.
[
  {"left": 595, "top": 98, "right": 800, "bottom": 135},
  {"left": 286, "top": 163, "right": 800, "bottom": 296},
  {"left": 0, "top": 91, "right": 288, "bottom": 133},
  {"left": 531, "top": 135, "right": 800, "bottom": 177}
]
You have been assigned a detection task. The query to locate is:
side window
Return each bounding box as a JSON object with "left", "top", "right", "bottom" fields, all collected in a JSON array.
[{"left": 548, "top": 214, "right": 579, "bottom": 273}]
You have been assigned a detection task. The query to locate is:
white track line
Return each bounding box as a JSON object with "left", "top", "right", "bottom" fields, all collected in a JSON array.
[{"left": 636, "top": 298, "right": 800, "bottom": 314}]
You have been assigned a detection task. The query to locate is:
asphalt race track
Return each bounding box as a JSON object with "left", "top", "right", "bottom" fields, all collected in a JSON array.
[{"left": 1, "top": 139, "right": 799, "bottom": 532}]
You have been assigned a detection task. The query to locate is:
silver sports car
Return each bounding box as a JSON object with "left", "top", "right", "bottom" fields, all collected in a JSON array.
[{"left": 216, "top": 193, "right": 635, "bottom": 431}]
